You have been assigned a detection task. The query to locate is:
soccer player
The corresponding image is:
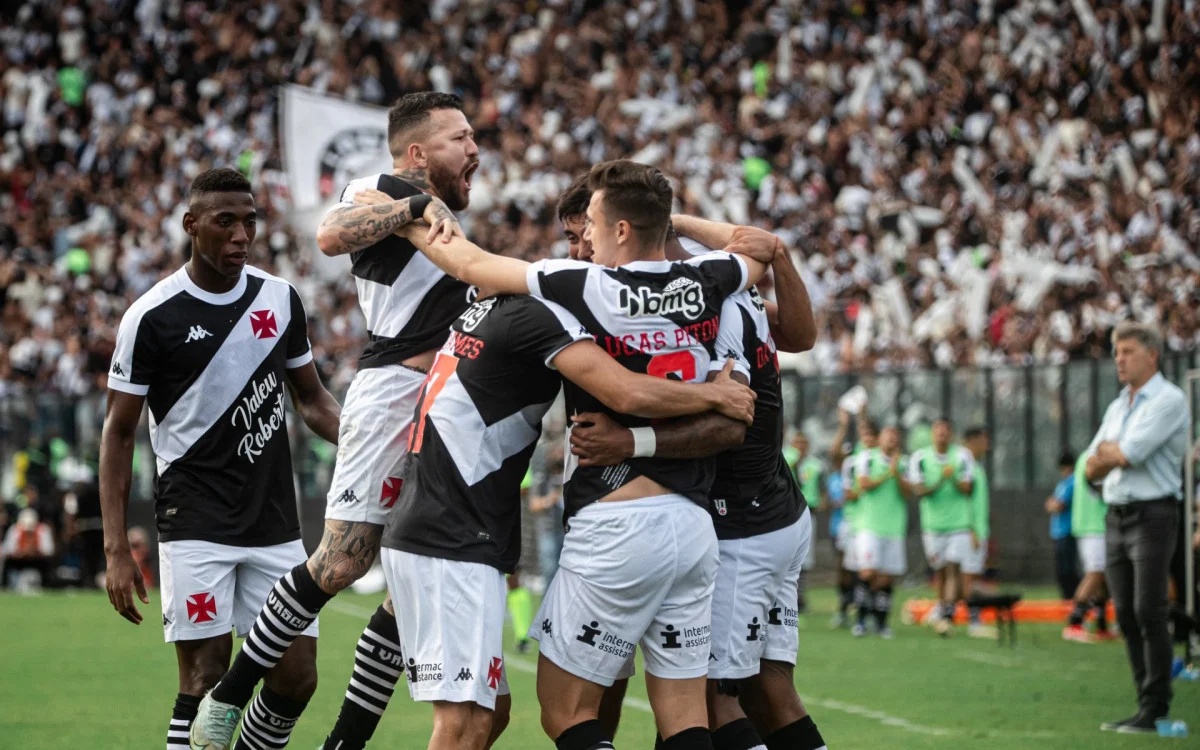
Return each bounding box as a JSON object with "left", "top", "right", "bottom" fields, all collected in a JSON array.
[
  {"left": 908, "top": 417, "right": 976, "bottom": 636},
  {"left": 961, "top": 426, "right": 997, "bottom": 638},
  {"left": 1064, "top": 451, "right": 1116, "bottom": 642},
  {"left": 569, "top": 212, "right": 829, "bottom": 750},
  {"left": 99, "top": 168, "right": 341, "bottom": 750},
  {"left": 851, "top": 426, "right": 914, "bottom": 638},
  {"left": 401, "top": 159, "right": 776, "bottom": 750},
  {"left": 788, "top": 432, "right": 827, "bottom": 614},
  {"left": 192, "top": 92, "right": 479, "bottom": 750},
  {"left": 829, "top": 411, "right": 877, "bottom": 628},
  {"left": 379, "top": 289, "right": 755, "bottom": 750}
]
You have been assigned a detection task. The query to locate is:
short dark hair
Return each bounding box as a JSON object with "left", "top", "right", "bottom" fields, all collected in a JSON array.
[
  {"left": 963, "top": 426, "right": 989, "bottom": 440},
  {"left": 190, "top": 167, "right": 251, "bottom": 197},
  {"left": 586, "top": 160, "right": 673, "bottom": 246},
  {"left": 387, "top": 92, "right": 464, "bottom": 149},
  {"left": 1058, "top": 450, "right": 1076, "bottom": 467},
  {"left": 933, "top": 416, "right": 952, "bottom": 427},
  {"left": 557, "top": 173, "right": 591, "bottom": 223}
]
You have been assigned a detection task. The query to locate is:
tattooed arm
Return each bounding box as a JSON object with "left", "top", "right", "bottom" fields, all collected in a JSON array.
[
  {"left": 307, "top": 520, "right": 384, "bottom": 594},
  {"left": 315, "top": 171, "right": 462, "bottom": 256}
]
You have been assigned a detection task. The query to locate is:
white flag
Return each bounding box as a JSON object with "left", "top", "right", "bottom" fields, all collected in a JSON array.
[{"left": 279, "top": 85, "right": 393, "bottom": 213}]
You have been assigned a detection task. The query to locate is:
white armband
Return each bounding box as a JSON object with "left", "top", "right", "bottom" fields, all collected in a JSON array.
[{"left": 630, "top": 427, "right": 657, "bottom": 458}]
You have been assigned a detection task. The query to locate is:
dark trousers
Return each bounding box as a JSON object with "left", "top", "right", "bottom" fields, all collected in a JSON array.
[
  {"left": 1053, "top": 535, "right": 1080, "bottom": 599},
  {"left": 1104, "top": 500, "right": 1179, "bottom": 717}
]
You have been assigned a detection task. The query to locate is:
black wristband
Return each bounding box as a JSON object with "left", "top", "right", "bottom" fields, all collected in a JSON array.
[{"left": 409, "top": 193, "right": 433, "bottom": 219}]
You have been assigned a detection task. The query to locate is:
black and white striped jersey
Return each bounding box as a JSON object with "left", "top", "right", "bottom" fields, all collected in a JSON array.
[
  {"left": 381, "top": 295, "right": 591, "bottom": 573},
  {"left": 108, "top": 266, "right": 312, "bottom": 546},
  {"left": 331, "top": 174, "right": 475, "bottom": 368},
  {"left": 525, "top": 254, "right": 747, "bottom": 518},
  {"left": 707, "top": 286, "right": 805, "bottom": 540}
]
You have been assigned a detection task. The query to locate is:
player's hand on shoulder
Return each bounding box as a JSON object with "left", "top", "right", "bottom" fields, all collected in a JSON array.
[
  {"left": 422, "top": 196, "right": 463, "bottom": 244},
  {"left": 569, "top": 412, "right": 633, "bottom": 468},
  {"left": 105, "top": 549, "right": 149, "bottom": 625},
  {"left": 726, "top": 226, "right": 776, "bottom": 263},
  {"left": 710, "top": 359, "right": 756, "bottom": 425}
]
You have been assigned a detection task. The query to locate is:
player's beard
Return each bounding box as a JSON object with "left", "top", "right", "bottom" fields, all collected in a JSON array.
[{"left": 429, "top": 159, "right": 471, "bottom": 211}]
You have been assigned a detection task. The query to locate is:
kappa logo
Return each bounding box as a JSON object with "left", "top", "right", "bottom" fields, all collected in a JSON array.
[
  {"left": 185, "top": 325, "right": 213, "bottom": 343},
  {"left": 186, "top": 592, "right": 217, "bottom": 624},
  {"left": 334, "top": 489, "right": 358, "bottom": 506},
  {"left": 576, "top": 621, "right": 602, "bottom": 646},
  {"left": 487, "top": 657, "right": 503, "bottom": 689},
  {"left": 110, "top": 362, "right": 125, "bottom": 376},
  {"left": 249, "top": 309, "right": 278, "bottom": 339},
  {"left": 617, "top": 277, "right": 705, "bottom": 320},
  {"left": 746, "top": 617, "right": 762, "bottom": 641},
  {"left": 541, "top": 619, "right": 553, "bottom": 635},
  {"left": 454, "top": 667, "right": 473, "bottom": 682}
]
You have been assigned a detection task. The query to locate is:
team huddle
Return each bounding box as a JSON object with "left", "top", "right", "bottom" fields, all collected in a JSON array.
[{"left": 99, "top": 93, "right": 828, "bottom": 750}]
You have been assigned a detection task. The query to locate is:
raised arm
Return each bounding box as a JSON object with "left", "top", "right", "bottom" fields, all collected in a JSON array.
[
  {"left": 285, "top": 361, "right": 341, "bottom": 445},
  {"left": 400, "top": 223, "right": 533, "bottom": 295},
  {"left": 316, "top": 189, "right": 461, "bottom": 257},
  {"left": 100, "top": 390, "right": 149, "bottom": 625},
  {"left": 671, "top": 214, "right": 737, "bottom": 249},
  {"left": 553, "top": 344, "right": 755, "bottom": 424},
  {"left": 564, "top": 368, "right": 753, "bottom": 467},
  {"left": 765, "top": 241, "right": 816, "bottom": 353}
]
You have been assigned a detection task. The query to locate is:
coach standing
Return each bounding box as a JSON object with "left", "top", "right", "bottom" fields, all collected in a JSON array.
[{"left": 1085, "top": 322, "right": 1189, "bottom": 734}]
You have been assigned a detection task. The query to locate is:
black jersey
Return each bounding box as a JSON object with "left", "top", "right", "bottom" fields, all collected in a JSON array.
[
  {"left": 707, "top": 287, "right": 805, "bottom": 540},
  {"left": 331, "top": 174, "right": 475, "bottom": 368},
  {"left": 381, "top": 295, "right": 590, "bottom": 573},
  {"left": 525, "top": 254, "right": 747, "bottom": 518},
  {"left": 108, "top": 266, "right": 312, "bottom": 546}
]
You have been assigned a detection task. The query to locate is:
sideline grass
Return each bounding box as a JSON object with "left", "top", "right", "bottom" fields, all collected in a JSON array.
[{"left": 1, "top": 587, "right": 1194, "bottom": 748}]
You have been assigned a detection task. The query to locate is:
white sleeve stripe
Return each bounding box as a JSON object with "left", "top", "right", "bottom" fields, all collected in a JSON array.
[
  {"left": 525, "top": 263, "right": 545, "bottom": 299},
  {"left": 107, "top": 379, "right": 149, "bottom": 396},
  {"left": 544, "top": 336, "right": 591, "bottom": 369},
  {"left": 286, "top": 350, "right": 314, "bottom": 369}
]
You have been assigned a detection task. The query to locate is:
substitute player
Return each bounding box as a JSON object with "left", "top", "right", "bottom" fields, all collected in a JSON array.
[
  {"left": 100, "top": 168, "right": 341, "bottom": 750},
  {"left": 193, "top": 92, "right": 480, "bottom": 750},
  {"left": 908, "top": 418, "right": 976, "bottom": 636},
  {"left": 1064, "top": 451, "right": 1116, "bottom": 642},
  {"left": 852, "top": 426, "right": 915, "bottom": 638}
]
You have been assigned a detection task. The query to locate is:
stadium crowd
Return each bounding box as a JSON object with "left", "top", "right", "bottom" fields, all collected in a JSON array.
[{"left": 1, "top": 0, "right": 1199, "bottom": 402}]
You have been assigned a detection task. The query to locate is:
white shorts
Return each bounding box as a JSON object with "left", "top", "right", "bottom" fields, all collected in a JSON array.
[
  {"left": 961, "top": 536, "right": 987, "bottom": 575},
  {"left": 326, "top": 365, "right": 425, "bottom": 525},
  {"left": 922, "top": 530, "right": 972, "bottom": 569},
  {"left": 1077, "top": 534, "right": 1106, "bottom": 574},
  {"left": 159, "top": 539, "right": 317, "bottom": 642},
  {"left": 855, "top": 531, "right": 907, "bottom": 576},
  {"left": 762, "top": 508, "right": 812, "bottom": 666},
  {"left": 531, "top": 494, "right": 718, "bottom": 685},
  {"left": 838, "top": 520, "right": 859, "bottom": 571},
  {"left": 381, "top": 549, "right": 510, "bottom": 709},
  {"left": 709, "top": 513, "right": 809, "bottom": 680}
]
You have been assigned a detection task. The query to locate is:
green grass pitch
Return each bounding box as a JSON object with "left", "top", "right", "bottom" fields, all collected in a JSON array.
[{"left": 1, "top": 587, "right": 1194, "bottom": 748}]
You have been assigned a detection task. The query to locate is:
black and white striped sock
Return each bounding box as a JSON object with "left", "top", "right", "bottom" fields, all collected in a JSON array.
[
  {"left": 213, "top": 563, "right": 331, "bottom": 708},
  {"left": 233, "top": 686, "right": 307, "bottom": 750},
  {"left": 167, "top": 693, "right": 199, "bottom": 749},
  {"left": 321, "top": 605, "right": 404, "bottom": 750}
]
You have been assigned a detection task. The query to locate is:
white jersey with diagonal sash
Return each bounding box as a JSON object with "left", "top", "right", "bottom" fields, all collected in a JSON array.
[
  {"left": 381, "top": 294, "right": 591, "bottom": 574},
  {"left": 330, "top": 173, "right": 476, "bottom": 369},
  {"left": 107, "top": 265, "right": 313, "bottom": 546},
  {"left": 523, "top": 253, "right": 747, "bottom": 518}
]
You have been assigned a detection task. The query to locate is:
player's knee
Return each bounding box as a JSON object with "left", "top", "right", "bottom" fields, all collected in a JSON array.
[
  {"left": 434, "top": 702, "right": 492, "bottom": 747},
  {"left": 266, "top": 642, "right": 319, "bottom": 701},
  {"left": 183, "top": 658, "right": 228, "bottom": 696}
]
